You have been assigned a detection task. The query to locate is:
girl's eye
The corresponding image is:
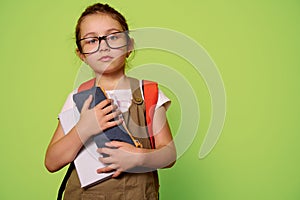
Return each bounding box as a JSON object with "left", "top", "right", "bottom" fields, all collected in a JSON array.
[
  {"left": 108, "top": 35, "right": 119, "bottom": 41},
  {"left": 85, "top": 38, "right": 98, "bottom": 44}
]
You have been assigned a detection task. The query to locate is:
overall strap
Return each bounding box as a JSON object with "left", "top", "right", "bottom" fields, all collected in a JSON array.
[
  {"left": 129, "top": 77, "right": 144, "bottom": 105},
  {"left": 127, "top": 78, "right": 159, "bottom": 149},
  {"left": 143, "top": 80, "right": 158, "bottom": 149}
]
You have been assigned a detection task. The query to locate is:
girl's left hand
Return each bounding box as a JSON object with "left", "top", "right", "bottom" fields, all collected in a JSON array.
[{"left": 96, "top": 141, "right": 141, "bottom": 178}]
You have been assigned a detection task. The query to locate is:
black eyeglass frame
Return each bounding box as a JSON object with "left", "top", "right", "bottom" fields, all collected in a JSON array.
[{"left": 76, "top": 31, "right": 130, "bottom": 54}]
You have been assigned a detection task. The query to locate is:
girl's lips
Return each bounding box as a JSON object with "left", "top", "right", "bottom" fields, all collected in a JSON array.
[{"left": 99, "top": 55, "right": 113, "bottom": 62}]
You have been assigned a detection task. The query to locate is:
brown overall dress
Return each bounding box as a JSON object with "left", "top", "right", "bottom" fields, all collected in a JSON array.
[{"left": 63, "top": 78, "right": 159, "bottom": 200}]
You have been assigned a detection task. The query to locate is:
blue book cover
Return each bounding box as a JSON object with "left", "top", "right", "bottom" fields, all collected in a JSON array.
[{"left": 73, "top": 86, "right": 135, "bottom": 148}]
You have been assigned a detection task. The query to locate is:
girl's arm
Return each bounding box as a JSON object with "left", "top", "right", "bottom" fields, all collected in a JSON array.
[
  {"left": 137, "top": 105, "right": 176, "bottom": 169},
  {"left": 44, "top": 122, "right": 86, "bottom": 172},
  {"left": 97, "top": 105, "right": 176, "bottom": 177},
  {"left": 45, "top": 96, "right": 122, "bottom": 172}
]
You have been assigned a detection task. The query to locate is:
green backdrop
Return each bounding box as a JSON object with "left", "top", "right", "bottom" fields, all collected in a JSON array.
[{"left": 1, "top": 0, "right": 300, "bottom": 199}]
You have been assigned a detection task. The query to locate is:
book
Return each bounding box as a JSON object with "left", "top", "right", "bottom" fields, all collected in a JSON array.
[
  {"left": 59, "top": 108, "right": 113, "bottom": 188},
  {"left": 72, "top": 86, "right": 135, "bottom": 148}
]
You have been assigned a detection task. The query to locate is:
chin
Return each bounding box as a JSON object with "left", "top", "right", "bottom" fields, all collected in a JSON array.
[
  {"left": 89, "top": 58, "right": 126, "bottom": 74},
  {"left": 93, "top": 65, "right": 124, "bottom": 75}
]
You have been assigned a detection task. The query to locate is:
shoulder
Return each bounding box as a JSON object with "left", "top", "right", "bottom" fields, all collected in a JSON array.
[
  {"left": 58, "top": 78, "right": 96, "bottom": 116},
  {"left": 156, "top": 89, "right": 171, "bottom": 110},
  {"left": 138, "top": 79, "right": 171, "bottom": 110},
  {"left": 78, "top": 78, "right": 96, "bottom": 92},
  {"left": 59, "top": 89, "right": 77, "bottom": 114}
]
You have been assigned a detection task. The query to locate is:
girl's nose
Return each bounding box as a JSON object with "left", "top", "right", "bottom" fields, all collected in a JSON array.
[{"left": 99, "top": 39, "right": 110, "bottom": 52}]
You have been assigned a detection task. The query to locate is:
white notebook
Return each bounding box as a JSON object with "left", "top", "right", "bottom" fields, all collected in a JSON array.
[{"left": 59, "top": 108, "right": 113, "bottom": 188}]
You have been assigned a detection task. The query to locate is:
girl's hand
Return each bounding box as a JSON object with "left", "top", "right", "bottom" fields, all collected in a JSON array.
[
  {"left": 96, "top": 141, "right": 141, "bottom": 178},
  {"left": 76, "top": 95, "right": 123, "bottom": 140}
]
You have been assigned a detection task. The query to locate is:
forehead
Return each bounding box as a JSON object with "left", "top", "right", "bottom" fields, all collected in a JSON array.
[{"left": 80, "top": 13, "right": 123, "bottom": 37}]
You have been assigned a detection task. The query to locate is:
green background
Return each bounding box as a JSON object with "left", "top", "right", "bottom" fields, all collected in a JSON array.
[{"left": 1, "top": 0, "right": 300, "bottom": 199}]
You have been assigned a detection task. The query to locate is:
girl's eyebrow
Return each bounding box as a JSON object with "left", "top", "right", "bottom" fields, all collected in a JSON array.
[
  {"left": 82, "top": 32, "right": 98, "bottom": 38},
  {"left": 105, "top": 28, "right": 122, "bottom": 33},
  {"left": 81, "top": 28, "right": 123, "bottom": 38}
]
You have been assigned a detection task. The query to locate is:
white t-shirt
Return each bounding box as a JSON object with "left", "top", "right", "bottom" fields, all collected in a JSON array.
[{"left": 59, "top": 80, "right": 170, "bottom": 117}]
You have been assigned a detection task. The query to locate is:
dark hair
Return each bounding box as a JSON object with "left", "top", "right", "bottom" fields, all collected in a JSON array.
[{"left": 75, "top": 3, "right": 129, "bottom": 51}]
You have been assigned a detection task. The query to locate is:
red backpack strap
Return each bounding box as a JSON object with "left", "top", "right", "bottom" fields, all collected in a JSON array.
[
  {"left": 78, "top": 78, "right": 96, "bottom": 93},
  {"left": 143, "top": 80, "right": 158, "bottom": 149}
]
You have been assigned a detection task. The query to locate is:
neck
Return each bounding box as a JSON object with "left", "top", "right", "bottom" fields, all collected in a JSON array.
[{"left": 95, "top": 69, "right": 129, "bottom": 90}]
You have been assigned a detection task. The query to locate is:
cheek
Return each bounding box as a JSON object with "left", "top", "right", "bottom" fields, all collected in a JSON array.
[
  {"left": 84, "top": 54, "right": 98, "bottom": 64},
  {"left": 113, "top": 47, "right": 128, "bottom": 57},
  {"left": 111, "top": 54, "right": 127, "bottom": 68},
  {"left": 111, "top": 48, "right": 128, "bottom": 63}
]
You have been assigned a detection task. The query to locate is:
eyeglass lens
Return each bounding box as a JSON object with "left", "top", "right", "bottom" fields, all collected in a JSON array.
[{"left": 79, "top": 32, "right": 128, "bottom": 54}]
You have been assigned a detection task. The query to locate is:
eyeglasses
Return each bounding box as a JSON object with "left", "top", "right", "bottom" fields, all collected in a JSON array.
[{"left": 77, "top": 31, "right": 129, "bottom": 54}]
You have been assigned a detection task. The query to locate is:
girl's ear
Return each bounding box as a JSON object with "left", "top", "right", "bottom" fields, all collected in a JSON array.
[
  {"left": 76, "top": 48, "right": 86, "bottom": 62},
  {"left": 127, "top": 38, "right": 134, "bottom": 58}
]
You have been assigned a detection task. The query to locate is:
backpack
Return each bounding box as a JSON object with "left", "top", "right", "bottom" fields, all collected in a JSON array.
[{"left": 57, "top": 78, "right": 158, "bottom": 200}]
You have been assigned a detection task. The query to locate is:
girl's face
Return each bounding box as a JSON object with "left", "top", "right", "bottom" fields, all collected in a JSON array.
[{"left": 77, "top": 14, "right": 130, "bottom": 76}]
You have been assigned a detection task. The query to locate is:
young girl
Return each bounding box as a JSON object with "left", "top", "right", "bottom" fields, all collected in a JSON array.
[{"left": 45, "top": 3, "right": 176, "bottom": 200}]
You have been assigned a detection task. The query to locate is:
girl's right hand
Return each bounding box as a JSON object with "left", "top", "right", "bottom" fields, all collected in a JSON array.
[{"left": 75, "top": 95, "right": 123, "bottom": 140}]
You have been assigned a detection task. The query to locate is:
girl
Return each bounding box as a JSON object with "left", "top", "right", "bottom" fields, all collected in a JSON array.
[{"left": 45, "top": 3, "right": 176, "bottom": 200}]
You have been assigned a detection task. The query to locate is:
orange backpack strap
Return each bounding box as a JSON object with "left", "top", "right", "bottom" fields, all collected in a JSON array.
[
  {"left": 78, "top": 78, "right": 96, "bottom": 93},
  {"left": 143, "top": 80, "right": 158, "bottom": 149}
]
